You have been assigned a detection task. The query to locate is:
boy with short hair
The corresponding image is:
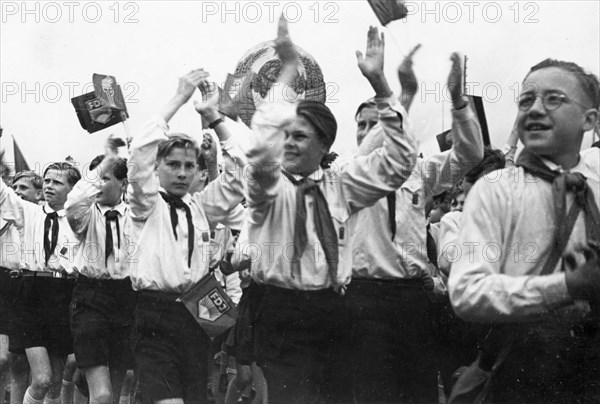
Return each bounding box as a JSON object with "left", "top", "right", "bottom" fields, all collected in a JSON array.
[
  {"left": 127, "top": 70, "right": 245, "bottom": 404},
  {"left": 12, "top": 171, "right": 44, "bottom": 204},
  {"left": 1, "top": 161, "right": 82, "bottom": 404},
  {"left": 65, "top": 147, "right": 134, "bottom": 404},
  {"left": 449, "top": 59, "right": 600, "bottom": 402}
]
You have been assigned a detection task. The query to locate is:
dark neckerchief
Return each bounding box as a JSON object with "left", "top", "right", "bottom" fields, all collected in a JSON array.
[
  {"left": 104, "top": 209, "right": 121, "bottom": 266},
  {"left": 282, "top": 170, "right": 340, "bottom": 289},
  {"left": 517, "top": 148, "right": 600, "bottom": 274},
  {"left": 160, "top": 192, "right": 195, "bottom": 267},
  {"left": 43, "top": 207, "right": 59, "bottom": 266}
]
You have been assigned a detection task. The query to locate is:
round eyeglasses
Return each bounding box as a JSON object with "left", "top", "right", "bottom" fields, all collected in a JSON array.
[{"left": 518, "top": 92, "right": 592, "bottom": 111}]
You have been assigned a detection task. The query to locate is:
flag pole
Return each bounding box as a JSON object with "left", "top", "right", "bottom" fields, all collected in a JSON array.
[
  {"left": 463, "top": 55, "right": 468, "bottom": 94},
  {"left": 120, "top": 112, "right": 132, "bottom": 149},
  {"left": 384, "top": 25, "right": 405, "bottom": 55}
]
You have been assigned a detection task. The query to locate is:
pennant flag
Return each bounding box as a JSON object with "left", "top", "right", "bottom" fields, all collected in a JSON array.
[
  {"left": 12, "top": 135, "right": 30, "bottom": 172},
  {"left": 176, "top": 273, "right": 238, "bottom": 339},
  {"left": 71, "top": 91, "right": 128, "bottom": 133},
  {"left": 465, "top": 95, "right": 491, "bottom": 147},
  {"left": 93, "top": 74, "right": 127, "bottom": 111},
  {"left": 71, "top": 74, "right": 129, "bottom": 134},
  {"left": 367, "top": 0, "right": 408, "bottom": 26}
]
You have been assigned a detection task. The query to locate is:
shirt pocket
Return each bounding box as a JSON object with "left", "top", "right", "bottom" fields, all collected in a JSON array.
[
  {"left": 401, "top": 177, "right": 424, "bottom": 211},
  {"left": 193, "top": 225, "right": 218, "bottom": 269},
  {"left": 329, "top": 206, "right": 349, "bottom": 248}
]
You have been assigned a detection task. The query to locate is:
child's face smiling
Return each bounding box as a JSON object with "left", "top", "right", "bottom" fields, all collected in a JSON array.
[{"left": 517, "top": 67, "right": 594, "bottom": 166}]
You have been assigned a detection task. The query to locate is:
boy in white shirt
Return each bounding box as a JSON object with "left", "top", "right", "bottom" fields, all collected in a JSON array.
[{"left": 127, "top": 70, "right": 245, "bottom": 404}]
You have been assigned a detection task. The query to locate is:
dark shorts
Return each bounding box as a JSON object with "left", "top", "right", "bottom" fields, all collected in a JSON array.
[
  {"left": 19, "top": 275, "right": 75, "bottom": 357},
  {"left": 70, "top": 276, "right": 137, "bottom": 369},
  {"left": 0, "top": 269, "right": 20, "bottom": 336},
  {"left": 132, "top": 291, "right": 211, "bottom": 404}
]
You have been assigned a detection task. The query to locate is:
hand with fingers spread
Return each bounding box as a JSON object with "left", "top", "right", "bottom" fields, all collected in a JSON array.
[
  {"left": 194, "top": 80, "right": 221, "bottom": 123},
  {"left": 447, "top": 52, "right": 466, "bottom": 109},
  {"left": 175, "top": 69, "right": 210, "bottom": 104},
  {"left": 356, "top": 26, "right": 386, "bottom": 81},
  {"left": 161, "top": 69, "right": 210, "bottom": 123},
  {"left": 564, "top": 241, "right": 600, "bottom": 301},
  {"left": 356, "top": 26, "right": 392, "bottom": 99}
]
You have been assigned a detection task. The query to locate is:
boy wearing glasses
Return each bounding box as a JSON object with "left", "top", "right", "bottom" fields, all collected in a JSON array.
[{"left": 449, "top": 59, "right": 600, "bottom": 402}]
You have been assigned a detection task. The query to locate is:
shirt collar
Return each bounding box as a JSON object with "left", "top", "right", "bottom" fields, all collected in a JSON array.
[
  {"left": 283, "top": 167, "right": 324, "bottom": 183},
  {"left": 540, "top": 154, "right": 594, "bottom": 178},
  {"left": 96, "top": 201, "right": 127, "bottom": 216},
  {"left": 158, "top": 187, "right": 192, "bottom": 205},
  {"left": 43, "top": 204, "right": 66, "bottom": 218}
]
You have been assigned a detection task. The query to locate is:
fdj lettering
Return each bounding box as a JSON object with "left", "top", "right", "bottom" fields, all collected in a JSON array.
[{"left": 208, "top": 290, "right": 230, "bottom": 313}]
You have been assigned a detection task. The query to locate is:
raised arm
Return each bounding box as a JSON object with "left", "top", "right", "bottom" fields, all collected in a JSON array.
[
  {"left": 244, "top": 15, "right": 299, "bottom": 223},
  {"left": 423, "top": 53, "right": 484, "bottom": 196},
  {"left": 397, "top": 43, "right": 421, "bottom": 112},
  {"left": 128, "top": 70, "right": 208, "bottom": 221},
  {"left": 65, "top": 140, "right": 120, "bottom": 238},
  {"left": 193, "top": 79, "right": 247, "bottom": 226},
  {"left": 341, "top": 26, "right": 417, "bottom": 213}
]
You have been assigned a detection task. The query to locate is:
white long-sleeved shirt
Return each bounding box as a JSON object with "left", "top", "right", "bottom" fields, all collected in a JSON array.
[
  {"left": 437, "top": 210, "right": 462, "bottom": 275},
  {"left": 245, "top": 94, "right": 417, "bottom": 290},
  {"left": 1, "top": 179, "right": 79, "bottom": 272},
  {"left": 126, "top": 117, "right": 245, "bottom": 293},
  {"left": 210, "top": 221, "right": 244, "bottom": 305},
  {"left": 449, "top": 147, "right": 600, "bottom": 323},
  {"left": 350, "top": 104, "right": 484, "bottom": 279},
  {"left": 0, "top": 219, "right": 22, "bottom": 270},
  {"left": 1, "top": 182, "right": 23, "bottom": 269},
  {"left": 65, "top": 174, "right": 131, "bottom": 279}
]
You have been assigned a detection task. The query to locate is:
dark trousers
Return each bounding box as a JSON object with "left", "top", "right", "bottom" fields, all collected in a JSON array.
[
  {"left": 254, "top": 285, "right": 353, "bottom": 404},
  {"left": 490, "top": 321, "right": 600, "bottom": 404},
  {"left": 345, "top": 278, "right": 439, "bottom": 404},
  {"left": 132, "top": 292, "right": 210, "bottom": 404}
]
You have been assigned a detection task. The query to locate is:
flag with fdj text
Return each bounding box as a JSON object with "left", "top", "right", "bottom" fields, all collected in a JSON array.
[
  {"left": 71, "top": 74, "right": 129, "bottom": 134},
  {"left": 367, "top": 0, "right": 408, "bottom": 26},
  {"left": 177, "top": 272, "right": 238, "bottom": 339}
]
